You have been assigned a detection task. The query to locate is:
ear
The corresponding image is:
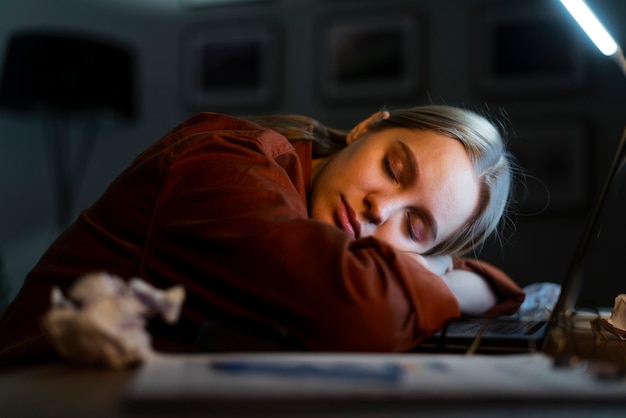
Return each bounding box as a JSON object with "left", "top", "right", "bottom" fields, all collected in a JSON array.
[{"left": 346, "top": 111, "right": 390, "bottom": 145}]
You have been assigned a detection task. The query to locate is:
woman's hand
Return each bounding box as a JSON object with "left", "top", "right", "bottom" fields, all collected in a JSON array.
[
  {"left": 421, "top": 255, "right": 454, "bottom": 277},
  {"left": 440, "top": 269, "right": 497, "bottom": 316},
  {"left": 405, "top": 253, "right": 454, "bottom": 277},
  {"left": 405, "top": 252, "right": 496, "bottom": 315}
]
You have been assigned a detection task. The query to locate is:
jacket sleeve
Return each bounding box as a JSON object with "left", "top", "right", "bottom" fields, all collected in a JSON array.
[
  {"left": 453, "top": 258, "right": 525, "bottom": 317},
  {"left": 131, "top": 115, "right": 463, "bottom": 352},
  {"left": 0, "top": 113, "right": 499, "bottom": 365}
]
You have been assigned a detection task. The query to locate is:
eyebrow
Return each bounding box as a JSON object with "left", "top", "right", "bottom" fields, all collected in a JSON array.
[{"left": 398, "top": 141, "right": 438, "bottom": 243}]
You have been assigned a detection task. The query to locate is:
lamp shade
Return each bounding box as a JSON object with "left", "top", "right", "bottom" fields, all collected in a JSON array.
[{"left": 0, "top": 31, "right": 135, "bottom": 119}]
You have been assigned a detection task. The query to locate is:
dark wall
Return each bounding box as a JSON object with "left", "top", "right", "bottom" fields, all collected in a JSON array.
[
  {"left": 148, "top": 0, "right": 626, "bottom": 293},
  {"left": 0, "top": 0, "right": 625, "bottom": 305}
]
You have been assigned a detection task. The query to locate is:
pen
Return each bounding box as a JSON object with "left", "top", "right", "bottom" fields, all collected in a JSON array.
[{"left": 210, "top": 360, "right": 404, "bottom": 383}]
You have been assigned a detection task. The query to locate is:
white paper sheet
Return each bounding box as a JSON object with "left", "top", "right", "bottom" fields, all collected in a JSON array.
[{"left": 125, "top": 351, "right": 626, "bottom": 404}]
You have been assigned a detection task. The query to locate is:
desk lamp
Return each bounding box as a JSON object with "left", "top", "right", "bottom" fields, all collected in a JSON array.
[
  {"left": 559, "top": 0, "right": 626, "bottom": 78},
  {"left": 546, "top": 0, "right": 626, "bottom": 321}
]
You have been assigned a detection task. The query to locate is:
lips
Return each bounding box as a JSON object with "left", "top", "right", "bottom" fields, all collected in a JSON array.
[{"left": 337, "top": 196, "right": 360, "bottom": 238}]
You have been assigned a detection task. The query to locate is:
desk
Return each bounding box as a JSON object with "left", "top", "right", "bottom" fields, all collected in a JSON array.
[
  {"left": 0, "top": 362, "right": 134, "bottom": 418},
  {"left": 3, "top": 352, "right": 626, "bottom": 418}
]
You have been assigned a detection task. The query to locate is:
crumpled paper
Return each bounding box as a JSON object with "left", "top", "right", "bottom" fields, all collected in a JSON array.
[
  {"left": 591, "top": 294, "right": 626, "bottom": 340},
  {"left": 41, "top": 272, "right": 185, "bottom": 369},
  {"left": 517, "top": 282, "right": 561, "bottom": 319}
]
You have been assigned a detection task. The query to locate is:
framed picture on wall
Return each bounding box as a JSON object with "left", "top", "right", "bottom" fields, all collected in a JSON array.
[
  {"left": 473, "top": 1, "right": 587, "bottom": 95},
  {"left": 183, "top": 23, "right": 280, "bottom": 111},
  {"left": 317, "top": 14, "right": 422, "bottom": 105}
]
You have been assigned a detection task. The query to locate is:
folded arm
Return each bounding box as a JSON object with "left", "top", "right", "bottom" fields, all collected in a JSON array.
[{"left": 409, "top": 254, "right": 502, "bottom": 316}]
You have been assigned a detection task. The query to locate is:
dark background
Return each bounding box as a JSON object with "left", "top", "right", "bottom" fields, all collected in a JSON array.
[{"left": 0, "top": 0, "right": 625, "bottom": 310}]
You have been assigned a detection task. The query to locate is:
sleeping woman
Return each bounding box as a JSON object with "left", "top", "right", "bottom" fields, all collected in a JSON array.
[{"left": 0, "top": 104, "right": 525, "bottom": 366}]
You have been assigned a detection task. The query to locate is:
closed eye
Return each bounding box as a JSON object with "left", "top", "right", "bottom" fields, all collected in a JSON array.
[
  {"left": 407, "top": 211, "right": 437, "bottom": 244},
  {"left": 406, "top": 212, "right": 423, "bottom": 242},
  {"left": 383, "top": 155, "right": 399, "bottom": 184},
  {"left": 384, "top": 141, "right": 415, "bottom": 187}
]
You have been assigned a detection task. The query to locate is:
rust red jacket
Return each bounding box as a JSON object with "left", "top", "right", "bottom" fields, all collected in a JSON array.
[{"left": 0, "top": 113, "right": 524, "bottom": 365}]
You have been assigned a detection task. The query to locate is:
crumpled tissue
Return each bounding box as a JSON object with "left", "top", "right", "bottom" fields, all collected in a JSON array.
[
  {"left": 592, "top": 294, "right": 626, "bottom": 340},
  {"left": 41, "top": 271, "right": 185, "bottom": 369}
]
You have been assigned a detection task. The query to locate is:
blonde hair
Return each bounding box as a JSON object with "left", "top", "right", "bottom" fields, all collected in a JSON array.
[{"left": 245, "top": 104, "right": 514, "bottom": 256}]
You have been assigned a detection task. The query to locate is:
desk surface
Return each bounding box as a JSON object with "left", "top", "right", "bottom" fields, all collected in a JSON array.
[
  {"left": 0, "top": 362, "right": 134, "bottom": 418},
  {"left": 3, "top": 352, "right": 626, "bottom": 418}
]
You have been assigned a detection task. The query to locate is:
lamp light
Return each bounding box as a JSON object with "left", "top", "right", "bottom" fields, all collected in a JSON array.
[{"left": 559, "top": 0, "right": 626, "bottom": 77}]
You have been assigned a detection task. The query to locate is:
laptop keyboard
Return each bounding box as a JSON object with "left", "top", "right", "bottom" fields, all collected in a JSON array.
[{"left": 445, "top": 318, "right": 547, "bottom": 337}]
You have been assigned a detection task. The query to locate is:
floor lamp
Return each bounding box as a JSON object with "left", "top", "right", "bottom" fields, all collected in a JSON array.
[{"left": 0, "top": 31, "right": 135, "bottom": 230}]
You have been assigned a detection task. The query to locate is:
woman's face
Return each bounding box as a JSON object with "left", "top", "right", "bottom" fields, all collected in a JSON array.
[{"left": 309, "top": 113, "right": 481, "bottom": 254}]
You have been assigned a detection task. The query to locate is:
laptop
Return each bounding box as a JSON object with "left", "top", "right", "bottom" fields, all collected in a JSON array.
[{"left": 417, "top": 122, "right": 626, "bottom": 354}]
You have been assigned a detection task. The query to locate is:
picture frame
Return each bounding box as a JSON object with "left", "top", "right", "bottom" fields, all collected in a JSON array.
[
  {"left": 318, "top": 14, "right": 422, "bottom": 105},
  {"left": 183, "top": 23, "right": 280, "bottom": 111},
  {"left": 473, "top": 1, "right": 587, "bottom": 96}
]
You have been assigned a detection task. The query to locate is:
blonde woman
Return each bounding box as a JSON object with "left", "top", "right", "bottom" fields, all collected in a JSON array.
[{"left": 0, "top": 104, "right": 524, "bottom": 366}]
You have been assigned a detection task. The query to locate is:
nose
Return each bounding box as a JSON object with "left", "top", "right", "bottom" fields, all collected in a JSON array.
[
  {"left": 364, "top": 195, "right": 381, "bottom": 225},
  {"left": 363, "top": 192, "right": 402, "bottom": 226}
]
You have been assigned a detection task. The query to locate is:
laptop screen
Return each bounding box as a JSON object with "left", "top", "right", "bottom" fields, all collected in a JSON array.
[
  {"left": 577, "top": 154, "right": 626, "bottom": 311},
  {"left": 539, "top": 124, "right": 626, "bottom": 363}
]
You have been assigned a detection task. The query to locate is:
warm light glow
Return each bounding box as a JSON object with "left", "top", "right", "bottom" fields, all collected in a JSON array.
[{"left": 560, "top": 0, "right": 618, "bottom": 56}]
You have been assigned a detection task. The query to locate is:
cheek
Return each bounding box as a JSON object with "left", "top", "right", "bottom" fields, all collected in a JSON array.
[
  {"left": 364, "top": 217, "right": 417, "bottom": 253},
  {"left": 308, "top": 182, "right": 336, "bottom": 226},
  {"left": 440, "top": 175, "right": 481, "bottom": 233}
]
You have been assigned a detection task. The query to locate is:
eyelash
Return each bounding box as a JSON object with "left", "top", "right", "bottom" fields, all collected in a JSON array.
[
  {"left": 406, "top": 213, "right": 424, "bottom": 243},
  {"left": 386, "top": 154, "right": 422, "bottom": 243},
  {"left": 383, "top": 155, "right": 399, "bottom": 183}
]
